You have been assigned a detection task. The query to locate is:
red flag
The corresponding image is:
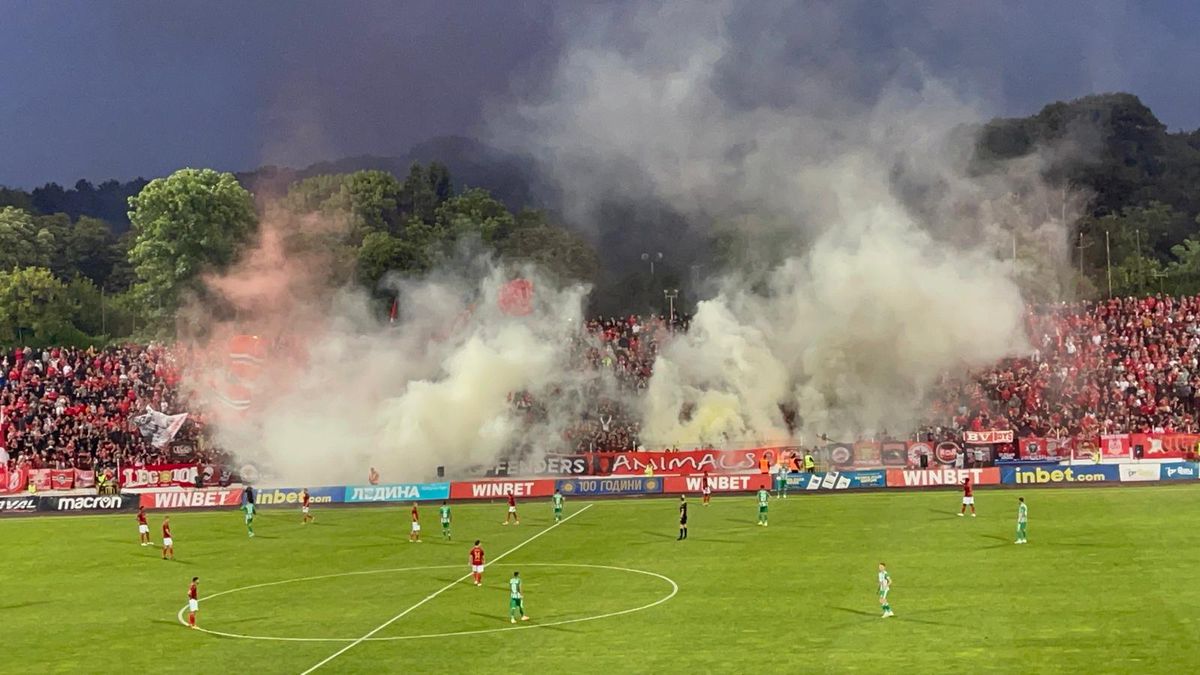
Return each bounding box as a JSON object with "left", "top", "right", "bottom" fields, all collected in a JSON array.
[
  {"left": 389, "top": 298, "right": 398, "bottom": 324},
  {"left": 498, "top": 279, "right": 534, "bottom": 316}
]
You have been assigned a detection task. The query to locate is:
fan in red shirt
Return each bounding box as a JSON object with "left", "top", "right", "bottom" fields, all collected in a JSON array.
[
  {"left": 137, "top": 506, "right": 151, "bottom": 546},
  {"left": 502, "top": 493, "right": 519, "bottom": 526},
  {"left": 959, "top": 476, "right": 977, "bottom": 517},
  {"left": 409, "top": 502, "right": 421, "bottom": 543},
  {"left": 162, "top": 517, "right": 175, "bottom": 560},
  {"left": 469, "top": 540, "right": 486, "bottom": 586},
  {"left": 186, "top": 577, "right": 199, "bottom": 628}
]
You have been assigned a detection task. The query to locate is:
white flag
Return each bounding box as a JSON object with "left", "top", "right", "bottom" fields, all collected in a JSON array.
[{"left": 133, "top": 407, "right": 190, "bottom": 448}]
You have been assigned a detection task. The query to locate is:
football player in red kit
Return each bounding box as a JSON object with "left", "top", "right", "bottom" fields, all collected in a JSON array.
[
  {"left": 959, "top": 476, "right": 977, "bottom": 517},
  {"left": 469, "top": 540, "right": 485, "bottom": 586},
  {"left": 187, "top": 577, "right": 199, "bottom": 628},
  {"left": 162, "top": 517, "right": 175, "bottom": 560},
  {"left": 502, "top": 493, "right": 519, "bottom": 525}
]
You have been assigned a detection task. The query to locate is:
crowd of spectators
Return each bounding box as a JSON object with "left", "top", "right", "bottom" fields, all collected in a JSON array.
[
  {"left": 9, "top": 296, "right": 1200, "bottom": 466},
  {"left": 919, "top": 295, "right": 1200, "bottom": 443},
  {"left": 0, "top": 345, "right": 214, "bottom": 473}
]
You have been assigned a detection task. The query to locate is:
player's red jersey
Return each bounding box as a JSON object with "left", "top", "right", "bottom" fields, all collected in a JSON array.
[
  {"left": 302, "top": 492, "right": 310, "bottom": 507},
  {"left": 963, "top": 480, "right": 973, "bottom": 497},
  {"left": 470, "top": 546, "right": 485, "bottom": 566},
  {"left": 137, "top": 511, "right": 147, "bottom": 525},
  {"left": 411, "top": 507, "right": 419, "bottom": 522},
  {"left": 507, "top": 494, "right": 516, "bottom": 507},
  {"left": 162, "top": 522, "right": 172, "bottom": 538},
  {"left": 188, "top": 582, "right": 198, "bottom": 600}
]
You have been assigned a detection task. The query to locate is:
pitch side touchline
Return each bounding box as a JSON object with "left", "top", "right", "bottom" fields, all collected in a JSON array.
[
  {"left": 175, "top": 562, "right": 678, "bottom": 642},
  {"left": 297, "top": 503, "right": 594, "bottom": 674}
]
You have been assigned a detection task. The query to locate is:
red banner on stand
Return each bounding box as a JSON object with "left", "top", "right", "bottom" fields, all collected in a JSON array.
[
  {"left": 589, "top": 447, "right": 789, "bottom": 476},
  {"left": 0, "top": 466, "right": 28, "bottom": 494},
  {"left": 120, "top": 463, "right": 201, "bottom": 488}
]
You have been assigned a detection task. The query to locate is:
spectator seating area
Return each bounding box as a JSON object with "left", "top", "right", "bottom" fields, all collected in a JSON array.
[{"left": 5, "top": 295, "right": 1200, "bottom": 468}]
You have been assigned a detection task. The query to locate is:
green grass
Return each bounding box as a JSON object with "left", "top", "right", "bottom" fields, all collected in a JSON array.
[{"left": 4, "top": 485, "right": 1200, "bottom": 673}]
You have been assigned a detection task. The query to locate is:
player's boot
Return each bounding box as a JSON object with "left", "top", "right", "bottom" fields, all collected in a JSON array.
[
  {"left": 521, "top": 615, "right": 529, "bottom": 621},
  {"left": 957, "top": 513, "right": 964, "bottom": 517}
]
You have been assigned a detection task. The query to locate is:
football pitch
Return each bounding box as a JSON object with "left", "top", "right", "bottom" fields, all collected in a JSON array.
[{"left": 5, "top": 485, "right": 1200, "bottom": 673}]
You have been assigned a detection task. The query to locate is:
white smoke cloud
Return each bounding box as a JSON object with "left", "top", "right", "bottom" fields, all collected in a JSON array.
[
  {"left": 185, "top": 211, "right": 593, "bottom": 485},
  {"left": 490, "top": 1, "right": 1071, "bottom": 445}
]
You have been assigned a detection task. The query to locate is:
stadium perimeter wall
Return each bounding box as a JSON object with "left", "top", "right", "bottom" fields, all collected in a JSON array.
[{"left": 2, "top": 463, "right": 1197, "bottom": 516}]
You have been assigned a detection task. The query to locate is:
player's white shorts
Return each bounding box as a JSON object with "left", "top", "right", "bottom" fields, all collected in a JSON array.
[
  {"left": 471, "top": 564, "right": 484, "bottom": 574},
  {"left": 188, "top": 599, "right": 199, "bottom": 612},
  {"left": 302, "top": 506, "right": 309, "bottom": 514},
  {"left": 138, "top": 524, "right": 149, "bottom": 534},
  {"left": 508, "top": 506, "right": 516, "bottom": 513},
  {"left": 962, "top": 496, "right": 975, "bottom": 505},
  {"left": 702, "top": 488, "right": 711, "bottom": 496},
  {"left": 163, "top": 537, "right": 173, "bottom": 547},
  {"left": 411, "top": 522, "right": 421, "bottom": 533}
]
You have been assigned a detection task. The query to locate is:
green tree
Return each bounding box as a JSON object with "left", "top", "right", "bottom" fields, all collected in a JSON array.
[
  {"left": 356, "top": 231, "right": 432, "bottom": 288},
  {"left": 1164, "top": 235, "right": 1200, "bottom": 296},
  {"left": 499, "top": 223, "right": 600, "bottom": 285},
  {"left": 435, "top": 187, "right": 515, "bottom": 244},
  {"left": 127, "top": 168, "right": 257, "bottom": 328},
  {"left": 0, "top": 267, "right": 77, "bottom": 346},
  {"left": 0, "top": 206, "right": 54, "bottom": 270},
  {"left": 66, "top": 216, "right": 118, "bottom": 286}
]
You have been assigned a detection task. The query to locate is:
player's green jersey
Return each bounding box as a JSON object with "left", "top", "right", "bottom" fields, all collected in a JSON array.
[
  {"left": 242, "top": 503, "right": 255, "bottom": 517},
  {"left": 1017, "top": 502, "right": 1028, "bottom": 523},
  {"left": 757, "top": 489, "right": 769, "bottom": 506},
  {"left": 509, "top": 577, "right": 522, "bottom": 599},
  {"left": 553, "top": 493, "right": 564, "bottom": 509},
  {"left": 439, "top": 505, "right": 451, "bottom": 522},
  {"left": 878, "top": 570, "right": 891, "bottom": 592}
]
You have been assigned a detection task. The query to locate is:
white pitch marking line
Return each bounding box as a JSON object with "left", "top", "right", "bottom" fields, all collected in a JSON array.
[
  {"left": 298, "top": 503, "right": 594, "bottom": 674},
  {"left": 175, "top": 562, "right": 678, "bottom": 643}
]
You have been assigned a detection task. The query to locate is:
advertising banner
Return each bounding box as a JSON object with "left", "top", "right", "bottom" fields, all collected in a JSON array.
[
  {"left": 449, "top": 479, "right": 557, "bottom": 500},
  {"left": 963, "top": 430, "right": 1014, "bottom": 444},
  {"left": 885, "top": 467, "right": 1001, "bottom": 488},
  {"left": 0, "top": 466, "right": 29, "bottom": 494},
  {"left": 1118, "top": 463, "right": 1161, "bottom": 483},
  {"left": 787, "top": 470, "right": 887, "bottom": 490},
  {"left": 0, "top": 496, "right": 40, "bottom": 514},
  {"left": 120, "top": 463, "right": 200, "bottom": 489},
  {"left": 139, "top": 488, "right": 246, "bottom": 510},
  {"left": 1001, "top": 464, "right": 1119, "bottom": 485},
  {"left": 556, "top": 476, "right": 664, "bottom": 497},
  {"left": 662, "top": 474, "right": 771, "bottom": 494},
  {"left": 1159, "top": 462, "right": 1199, "bottom": 481},
  {"left": 41, "top": 493, "right": 139, "bottom": 513},
  {"left": 343, "top": 482, "right": 450, "bottom": 503},
  {"left": 253, "top": 486, "right": 344, "bottom": 506}
]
